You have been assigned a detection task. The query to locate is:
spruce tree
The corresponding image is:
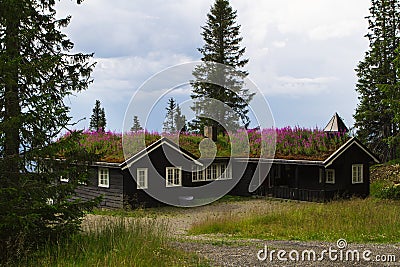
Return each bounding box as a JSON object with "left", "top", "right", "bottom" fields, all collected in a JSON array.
[
  {"left": 0, "top": 0, "right": 99, "bottom": 261},
  {"left": 130, "top": 115, "right": 143, "bottom": 132},
  {"left": 175, "top": 105, "right": 187, "bottom": 133},
  {"left": 354, "top": 0, "right": 400, "bottom": 161},
  {"left": 163, "top": 98, "right": 177, "bottom": 133},
  {"left": 89, "top": 100, "right": 106, "bottom": 132},
  {"left": 190, "top": 0, "right": 254, "bottom": 134}
]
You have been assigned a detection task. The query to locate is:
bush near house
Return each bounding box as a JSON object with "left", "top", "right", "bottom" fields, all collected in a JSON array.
[{"left": 370, "top": 163, "right": 400, "bottom": 200}]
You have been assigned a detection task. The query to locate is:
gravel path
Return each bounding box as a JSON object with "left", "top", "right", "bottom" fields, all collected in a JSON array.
[
  {"left": 173, "top": 238, "right": 400, "bottom": 266},
  {"left": 165, "top": 199, "right": 400, "bottom": 266}
]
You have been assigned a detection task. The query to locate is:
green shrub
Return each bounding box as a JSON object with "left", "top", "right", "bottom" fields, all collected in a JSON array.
[
  {"left": 378, "top": 184, "right": 400, "bottom": 200},
  {"left": 370, "top": 180, "right": 390, "bottom": 198}
]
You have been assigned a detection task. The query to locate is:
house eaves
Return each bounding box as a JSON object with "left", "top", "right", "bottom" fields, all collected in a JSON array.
[
  {"left": 91, "top": 162, "right": 121, "bottom": 168},
  {"left": 323, "top": 137, "right": 380, "bottom": 167},
  {"left": 120, "top": 137, "right": 202, "bottom": 170},
  {"left": 235, "top": 157, "right": 324, "bottom": 166}
]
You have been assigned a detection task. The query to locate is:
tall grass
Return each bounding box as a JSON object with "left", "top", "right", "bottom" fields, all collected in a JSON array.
[
  {"left": 19, "top": 218, "right": 206, "bottom": 267},
  {"left": 189, "top": 198, "right": 400, "bottom": 243}
]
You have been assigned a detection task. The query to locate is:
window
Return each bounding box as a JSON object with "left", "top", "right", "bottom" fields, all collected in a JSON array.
[
  {"left": 137, "top": 168, "right": 148, "bottom": 189},
  {"left": 197, "top": 167, "right": 204, "bottom": 181},
  {"left": 192, "top": 166, "right": 198, "bottom": 182},
  {"left": 325, "top": 169, "right": 335, "bottom": 184},
  {"left": 196, "top": 164, "right": 232, "bottom": 181},
  {"left": 192, "top": 166, "right": 205, "bottom": 182},
  {"left": 218, "top": 164, "right": 232, "bottom": 180},
  {"left": 98, "top": 168, "right": 109, "bottom": 188},
  {"left": 206, "top": 166, "right": 212, "bottom": 181},
  {"left": 352, "top": 164, "right": 363, "bottom": 184},
  {"left": 211, "top": 164, "right": 218, "bottom": 180},
  {"left": 166, "top": 167, "right": 181, "bottom": 187}
]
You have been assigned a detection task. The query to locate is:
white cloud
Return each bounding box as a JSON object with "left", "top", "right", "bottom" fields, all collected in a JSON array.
[
  {"left": 56, "top": 0, "right": 372, "bottom": 131},
  {"left": 272, "top": 41, "right": 286, "bottom": 48},
  {"left": 308, "top": 20, "right": 363, "bottom": 41},
  {"left": 273, "top": 75, "right": 336, "bottom": 95}
]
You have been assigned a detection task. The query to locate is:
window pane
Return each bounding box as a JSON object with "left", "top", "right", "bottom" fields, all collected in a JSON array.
[
  {"left": 206, "top": 167, "right": 212, "bottom": 180},
  {"left": 99, "top": 168, "right": 109, "bottom": 187},
  {"left": 167, "top": 169, "right": 173, "bottom": 185},
  {"left": 220, "top": 164, "right": 226, "bottom": 179},
  {"left": 174, "top": 170, "right": 178, "bottom": 184},
  {"left": 212, "top": 165, "right": 217, "bottom": 180},
  {"left": 192, "top": 166, "right": 197, "bottom": 181},
  {"left": 138, "top": 170, "right": 145, "bottom": 187},
  {"left": 198, "top": 167, "right": 203, "bottom": 180}
]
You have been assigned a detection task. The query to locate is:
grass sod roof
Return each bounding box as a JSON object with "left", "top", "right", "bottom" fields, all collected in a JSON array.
[{"left": 69, "top": 127, "right": 350, "bottom": 164}]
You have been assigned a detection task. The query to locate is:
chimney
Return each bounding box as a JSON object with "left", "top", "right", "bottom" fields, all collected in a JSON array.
[{"left": 204, "top": 126, "right": 217, "bottom": 142}]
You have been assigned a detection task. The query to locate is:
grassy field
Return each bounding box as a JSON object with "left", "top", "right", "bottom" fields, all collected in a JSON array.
[
  {"left": 18, "top": 218, "right": 208, "bottom": 267},
  {"left": 15, "top": 166, "right": 400, "bottom": 266},
  {"left": 189, "top": 198, "right": 400, "bottom": 243}
]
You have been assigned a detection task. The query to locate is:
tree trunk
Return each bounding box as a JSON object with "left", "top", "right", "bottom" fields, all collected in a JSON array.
[{"left": 3, "top": 12, "right": 21, "bottom": 178}]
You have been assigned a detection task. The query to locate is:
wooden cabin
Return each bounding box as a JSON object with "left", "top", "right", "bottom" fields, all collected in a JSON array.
[
  {"left": 233, "top": 137, "right": 379, "bottom": 201},
  {"left": 67, "top": 114, "right": 379, "bottom": 208}
]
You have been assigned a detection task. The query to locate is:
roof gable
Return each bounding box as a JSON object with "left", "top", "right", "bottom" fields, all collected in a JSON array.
[
  {"left": 120, "top": 137, "right": 201, "bottom": 169},
  {"left": 323, "top": 137, "right": 380, "bottom": 167}
]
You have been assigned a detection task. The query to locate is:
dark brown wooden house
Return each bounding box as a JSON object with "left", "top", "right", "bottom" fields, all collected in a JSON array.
[
  {"left": 69, "top": 135, "right": 378, "bottom": 208},
  {"left": 233, "top": 137, "right": 379, "bottom": 201},
  {"left": 66, "top": 112, "right": 378, "bottom": 208}
]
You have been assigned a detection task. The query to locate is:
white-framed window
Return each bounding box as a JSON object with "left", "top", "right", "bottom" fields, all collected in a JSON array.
[
  {"left": 211, "top": 164, "right": 218, "bottom": 180},
  {"left": 192, "top": 165, "right": 198, "bottom": 182},
  {"left": 325, "top": 169, "right": 335, "bottom": 184},
  {"left": 352, "top": 164, "right": 364, "bottom": 184},
  {"left": 198, "top": 166, "right": 204, "bottom": 181},
  {"left": 205, "top": 165, "right": 212, "bottom": 181},
  {"left": 218, "top": 164, "right": 232, "bottom": 180},
  {"left": 196, "top": 164, "right": 232, "bottom": 181},
  {"left": 98, "top": 168, "right": 109, "bottom": 188},
  {"left": 166, "top": 167, "right": 182, "bottom": 187},
  {"left": 137, "top": 168, "right": 148, "bottom": 189},
  {"left": 192, "top": 166, "right": 205, "bottom": 182}
]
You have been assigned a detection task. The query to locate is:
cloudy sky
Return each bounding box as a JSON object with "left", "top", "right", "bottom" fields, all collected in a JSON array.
[{"left": 56, "top": 0, "right": 371, "bottom": 132}]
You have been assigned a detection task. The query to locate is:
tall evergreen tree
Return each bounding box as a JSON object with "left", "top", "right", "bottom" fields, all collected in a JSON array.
[
  {"left": 89, "top": 100, "right": 106, "bottom": 132},
  {"left": 190, "top": 0, "right": 254, "bottom": 134},
  {"left": 354, "top": 0, "right": 400, "bottom": 161},
  {"left": 0, "top": 0, "right": 98, "bottom": 261},
  {"left": 163, "top": 98, "right": 177, "bottom": 133},
  {"left": 130, "top": 115, "right": 143, "bottom": 132},
  {"left": 175, "top": 105, "right": 187, "bottom": 133}
]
